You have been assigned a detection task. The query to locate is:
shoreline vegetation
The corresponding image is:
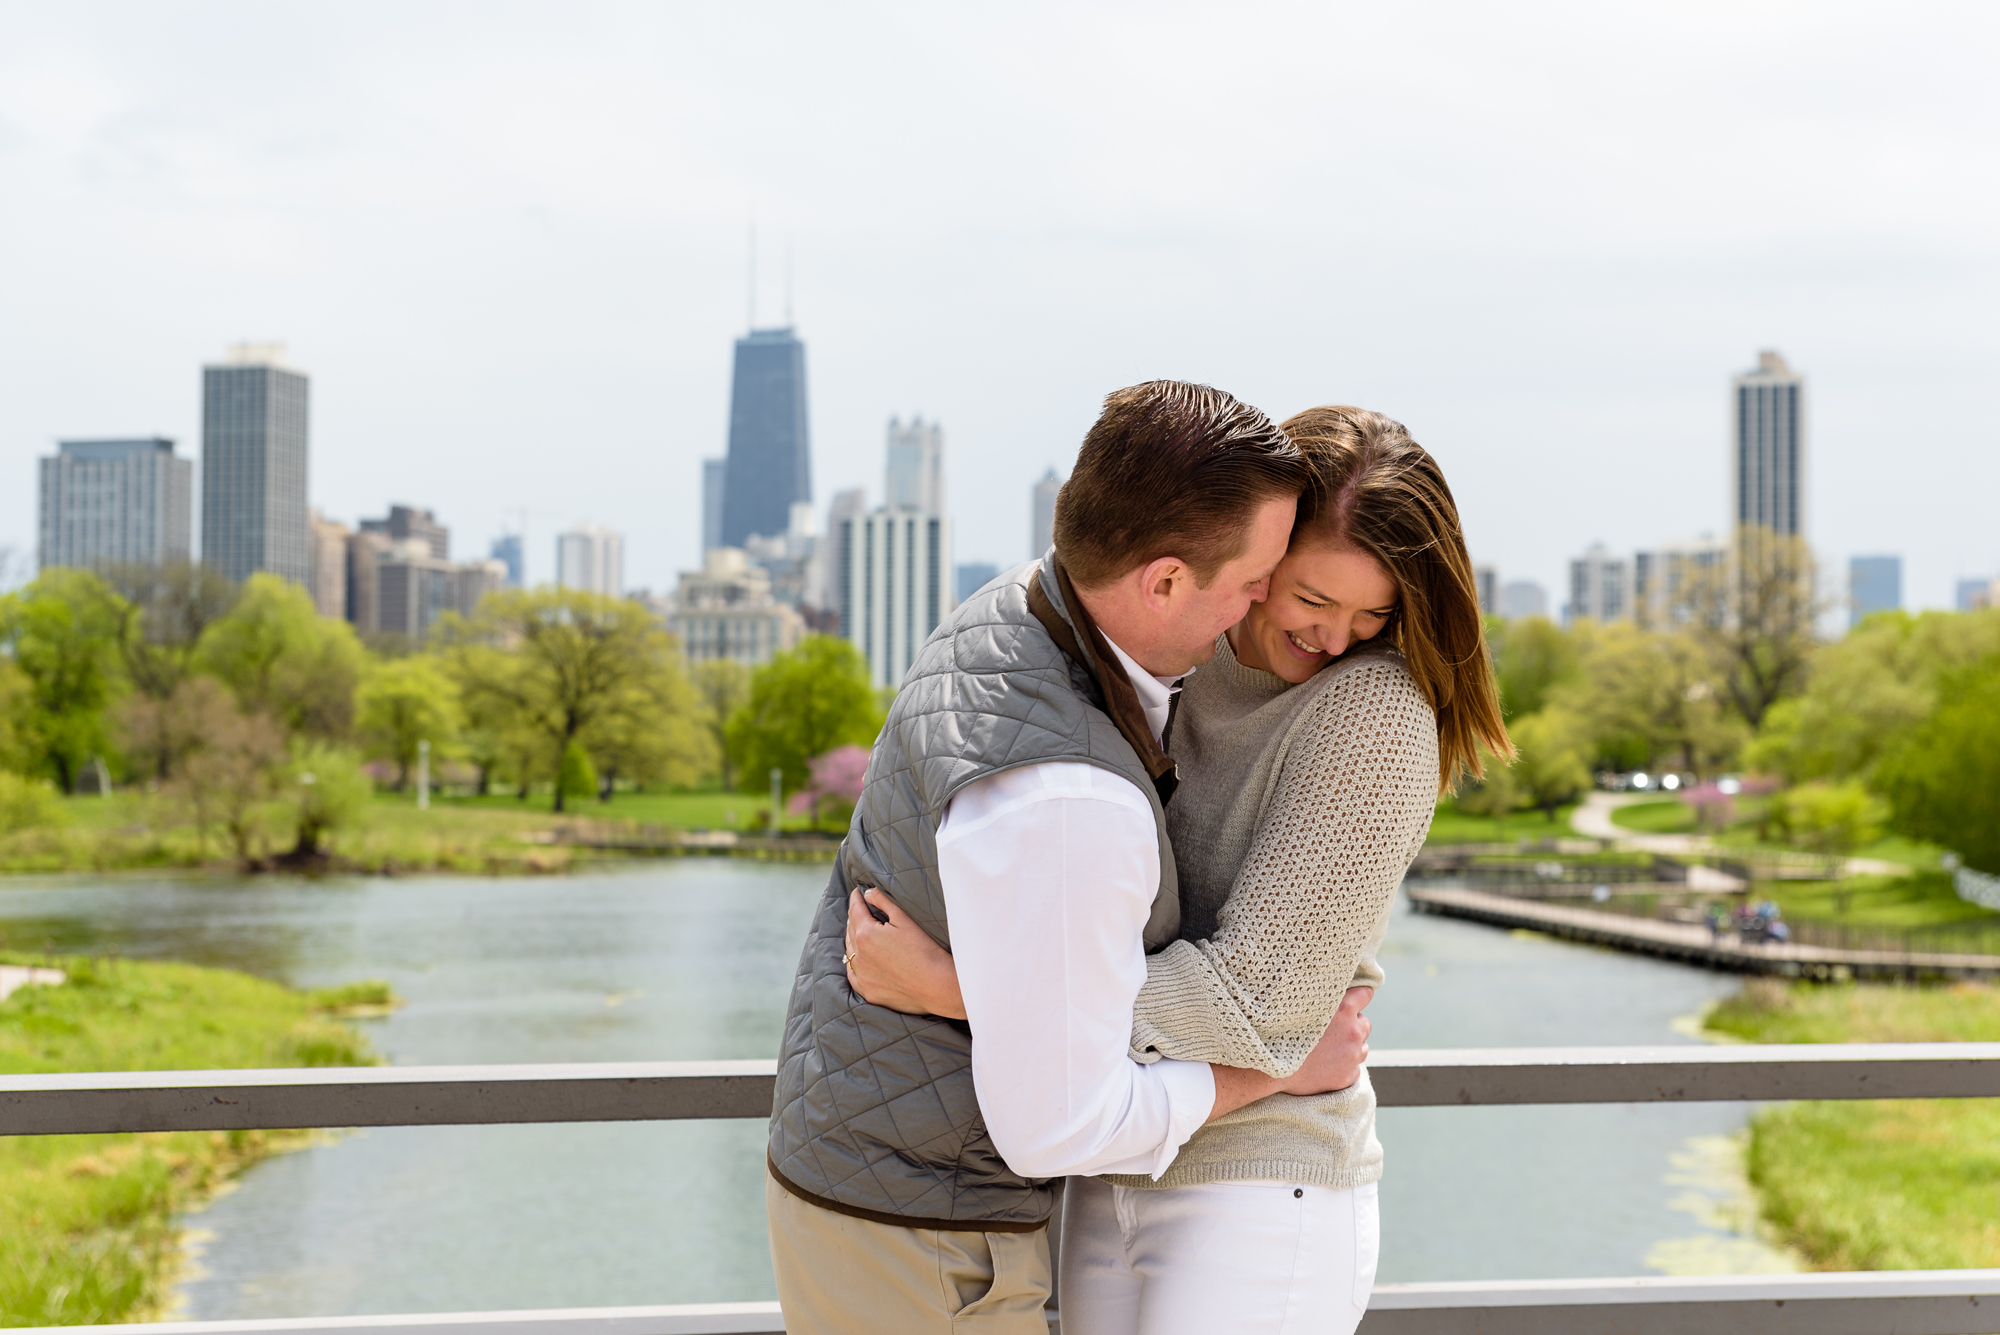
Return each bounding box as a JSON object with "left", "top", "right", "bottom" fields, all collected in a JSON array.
[
  {"left": 0, "top": 957, "right": 391, "bottom": 1326},
  {"left": 0, "top": 788, "right": 843, "bottom": 878},
  {"left": 1703, "top": 979, "right": 2000, "bottom": 1271}
]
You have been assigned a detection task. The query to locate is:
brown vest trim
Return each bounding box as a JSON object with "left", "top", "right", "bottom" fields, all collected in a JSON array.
[
  {"left": 767, "top": 1155, "right": 1051, "bottom": 1233},
  {"left": 1027, "top": 562, "right": 1180, "bottom": 806}
]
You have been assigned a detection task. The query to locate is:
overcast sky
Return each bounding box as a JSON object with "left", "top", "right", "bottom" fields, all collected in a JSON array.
[{"left": 3, "top": 2, "right": 1995, "bottom": 608}]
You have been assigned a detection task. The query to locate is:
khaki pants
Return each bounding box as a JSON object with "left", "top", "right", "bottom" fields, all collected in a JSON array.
[{"left": 766, "top": 1174, "right": 1052, "bottom": 1334}]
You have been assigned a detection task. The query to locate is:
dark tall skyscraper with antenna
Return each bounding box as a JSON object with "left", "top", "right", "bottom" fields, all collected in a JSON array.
[{"left": 719, "top": 326, "right": 811, "bottom": 548}]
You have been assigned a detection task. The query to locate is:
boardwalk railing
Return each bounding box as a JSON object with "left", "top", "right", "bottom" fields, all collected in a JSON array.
[{"left": 7, "top": 1049, "right": 2000, "bottom": 1334}]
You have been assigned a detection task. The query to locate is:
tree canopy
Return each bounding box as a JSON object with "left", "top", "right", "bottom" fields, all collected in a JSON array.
[{"left": 725, "top": 636, "right": 883, "bottom": 799}]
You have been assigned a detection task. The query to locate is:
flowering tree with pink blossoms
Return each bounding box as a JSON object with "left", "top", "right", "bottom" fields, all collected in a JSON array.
[{"left": 787, "top": 745, "right": 870, "bottom": 830}]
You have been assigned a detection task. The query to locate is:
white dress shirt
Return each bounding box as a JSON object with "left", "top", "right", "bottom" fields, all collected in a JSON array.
[{"left": 935, "top": 636, "right": 1214, "bottom": 1181}]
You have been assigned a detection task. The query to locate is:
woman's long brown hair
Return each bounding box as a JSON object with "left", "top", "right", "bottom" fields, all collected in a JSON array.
[{"left": 1283, "top": 405, "right": 1512, "bottom": 792}]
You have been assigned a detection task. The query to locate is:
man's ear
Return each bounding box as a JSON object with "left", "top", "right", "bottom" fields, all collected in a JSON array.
[{"left": 1139, "top": 556, "right": 1189, "bottom": 609}]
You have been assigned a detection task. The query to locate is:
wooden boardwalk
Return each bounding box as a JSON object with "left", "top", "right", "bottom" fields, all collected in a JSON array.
[{"left": 1406, "top": 885, "right": 2000, "bottom": 981}]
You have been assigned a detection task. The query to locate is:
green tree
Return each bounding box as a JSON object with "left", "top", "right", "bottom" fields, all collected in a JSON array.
[
  {"left": 581, "top": 667, "right": 716, "bottom": 798},
  {"left": 1876, "top": 653, "right": 2000, "bottom": 874},
  {"left": 1769, "top": 779, "right": 1887, "bottom": 855},
  {"left": 557, "top": 740, "right": 598, "bottom": 803},
  {"left": 279, "top": 741, "right": 374, "bottom": 865},
  {"left": 170, "top": 682, "right": 288, "bottom": 865},
  {"left": 0, "top": 569, "right": 127, "bottom": 790},
  {"left": 356, "top": 656, "right": 463, "bottom": 790},
  {"left": 725, "top": 636, "right": 884, "bottom": 799},
  {"left": 1452, "top": 747, "right": 1523, "bottom": 824},
  {"left": 1510, "top": 707, "right": 1593, "bottom": 821},
  {"left": 102, "top": 561, "right": 239, "bottom": 779},
  {"left": 196, "top": 574, "right": 365, "bottom": 738},
  {"left": 691, "top": 659, "right": 752, "bottom": 788},
  {"left": 1744, "top": 608, "right": 2000, "bottom": 784},
  {"left": 1569, "top": 623, "right": 1746, "bottom": 777},
  {"left": 1684, "top": 527, "right": 1825, "bottom": 730},
  {"left": 1488, "top": 615, "right": 1582, "bottom": 721},
  {"left": 102, "top": 560, "right": 238, "bottom": 700},
  {"left": 440, "top": 588, "right": 692, "bottom": 813}
]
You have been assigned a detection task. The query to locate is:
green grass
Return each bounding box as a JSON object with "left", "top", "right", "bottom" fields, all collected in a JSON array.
[
  {"left": 1758, "top": 871, "right": 1999, "bottom": 933},
  {"left": 1706, "top": 979, "right": 2000, "bottom": 1269},
  {"left": 0, "top": 956, "right": 381, "bottom": 1324},
  {"left": 1424, "top": 799, "right": 1579, "bottom": 846},
  {"left": 429, "top": 785, "right": 827, "bottom": 833},
  {"left": 1610, "top": 799, "right": 1698, "bottom": 834}
]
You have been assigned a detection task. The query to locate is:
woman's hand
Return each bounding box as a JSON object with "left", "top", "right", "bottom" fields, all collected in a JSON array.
[
  {"left": 1279, "top": 986, "right": 1373, "bottom": 1096},
  {"left": 844, "top": 887, "right": 967, "bottom": 1020}
]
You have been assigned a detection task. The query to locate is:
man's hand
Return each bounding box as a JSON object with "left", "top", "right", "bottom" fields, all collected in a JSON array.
[
  {"left": 844, "top": 887, "right": 968, "bottom": 1020},
  {"left": 1205, "top": 986, "right": 1375, "bottom": 1124},
  {"left": 1281, "top": 985, "right": 1373, "bottom": 1096}
]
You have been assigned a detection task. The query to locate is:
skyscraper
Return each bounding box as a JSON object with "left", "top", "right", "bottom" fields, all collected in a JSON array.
[
  {"left": 359, "top": 504, "right": 449, "bottom": 559},
  {"left": 956, "top": 562, "right": 999, "bottom": 603},
  {"left": 307, "top": 510, "right": 350, "bottom": 618},
  {"left": 719, "top": 327, "right": 811, "bottom": 548},
  {"left": 1732, "top": 350, "right": 1805, "bottom": 537},
  {"left": 1566, "top": 542, "right": 1630, "bottom": 625},
  {"left": 884, "top": 416, "right": 944, "bottom": 513},
  {"left": 202, "top": 343, "right": 310, "bottom": 585},
  {"left": 490, "top": 534, "right": 524, "bottom": 587},
  {"left": 557, "top": 523, "right": 625, "bottom": 597},
  {"left": 1849, "top": 555, "right": 1902, "bottom": 626},
  {"left": 1031, "top": 467, "right": 1061, "bottom": 558},
  {"left": 37, "top": 437, "right": 192, "bottom": 571},
  {"left": 701, "top": 458, "right": 726, "bottom": 554},
  {"left": 842, "top": 508, "right": 951, "bottom": 689}
]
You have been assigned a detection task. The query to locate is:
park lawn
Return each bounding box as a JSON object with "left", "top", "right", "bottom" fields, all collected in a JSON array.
[
  {"left": 1712, "top": 826, "right": 1943, "bottom": 871},
  {"left": 1424, "top": 799, "right": 1577, "bottom": 846},
  {"left": 0, "top": 956, "right": 383, "bottom": 1325},
  {"left": 1762, "top": 871, "right": 1999, "bottom": 932},
  {"left": 428, "top": 786, "right": 830, "bottom": 834},
  {"left": 1610, "top": 800, "right": 1698, "bottom": 834},
  {"left": 1705, "top": 979, "right": 2000, "bottom": 1270}
]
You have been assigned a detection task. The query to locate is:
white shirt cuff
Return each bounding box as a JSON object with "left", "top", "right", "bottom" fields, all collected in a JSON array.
[{"left": 1144, "top": 1058, "right": 1217, "bottom": 1180}]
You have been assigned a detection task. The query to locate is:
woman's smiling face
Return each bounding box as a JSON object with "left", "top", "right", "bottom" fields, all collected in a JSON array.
[{"left": 1230, "top": 541, "right": 1399, "bottom": 684}]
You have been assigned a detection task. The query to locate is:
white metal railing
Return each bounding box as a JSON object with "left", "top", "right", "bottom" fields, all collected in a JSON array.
[{"left": 6, "top": 1047, "right": 1999, "bottom": 1334}]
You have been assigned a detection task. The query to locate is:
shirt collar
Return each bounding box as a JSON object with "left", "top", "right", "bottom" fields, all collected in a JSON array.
[{"left": 1099, "top": 635, "right": 1184, "bottom": 748}]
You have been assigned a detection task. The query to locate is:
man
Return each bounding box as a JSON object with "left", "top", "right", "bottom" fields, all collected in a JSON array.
[{"left": 766, "top": 381, "right": 1365, "bottom": 1332}]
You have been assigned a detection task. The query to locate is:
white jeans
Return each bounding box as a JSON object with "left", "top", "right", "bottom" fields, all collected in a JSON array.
[{"left": 1058, "top": 1176, "right": 1379, "bottom": 1335}]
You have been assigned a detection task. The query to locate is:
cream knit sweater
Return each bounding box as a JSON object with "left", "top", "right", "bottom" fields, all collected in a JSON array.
[{"left": 1104, "top": 635, "right": 1438, "bottom": 1191}]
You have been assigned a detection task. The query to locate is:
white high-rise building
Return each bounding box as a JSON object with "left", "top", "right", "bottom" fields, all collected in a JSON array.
[
  {"left": 37, "top": 437, "right": 193, "bottom": 572},
  {"left": 841, "top": 508, "right": 952, "bottom": 689},
  {"left": 1031, "top": 467, "right": 1061, "bottom": 559},
  {"left": 556, "top": 523, "right": 624, "bottom": 597},
  {"left": 1499, "top": 580, "right": 1548, "bottom": 620},
  {"left": 884, "top": 417, "right": 945, "bottom": 514},
  {"left": 1566, "top": 542, "right": 1631, "bottom": 625},
  {"left": 1732, "top": 350, "right": 1805, "bottom": 538}
]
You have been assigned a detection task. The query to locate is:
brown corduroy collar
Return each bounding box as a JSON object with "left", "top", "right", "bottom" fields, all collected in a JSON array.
[{"left": 1027, "top": 558, "right": 1180, "bottom": 806}]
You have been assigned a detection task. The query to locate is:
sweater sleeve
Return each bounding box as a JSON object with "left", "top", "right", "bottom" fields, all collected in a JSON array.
[{"left": 1130, "top": 657, "right": 1437, "bottom": 1077}]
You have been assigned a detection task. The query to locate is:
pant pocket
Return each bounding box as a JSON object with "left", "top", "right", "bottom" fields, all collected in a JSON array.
[{"left": 951, "top": 1229, "right": 1052, "bottom": 1329}]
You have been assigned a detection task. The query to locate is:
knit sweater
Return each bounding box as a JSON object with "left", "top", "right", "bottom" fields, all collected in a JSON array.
[{"left": 1103, "top": 634, "right": 1439, "bottom": 1191}]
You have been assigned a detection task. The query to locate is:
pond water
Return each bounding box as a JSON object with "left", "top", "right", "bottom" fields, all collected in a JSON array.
[{"left": 0, "top": 862, "right": 1792, "bottom": 1318}]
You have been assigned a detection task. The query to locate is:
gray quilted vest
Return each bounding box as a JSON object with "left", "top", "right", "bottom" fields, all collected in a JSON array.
[{"left": 766, "top": 558, "right": 1180, "bottom": 1230}]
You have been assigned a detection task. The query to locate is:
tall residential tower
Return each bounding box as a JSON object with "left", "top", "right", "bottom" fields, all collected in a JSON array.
[
  {"left": 1732, "top": 350, "right": 1805, "bottom": 538},
  {"left": 718, "top": 327, "right": 811, "bottom": 549},
  {"left": 201, "top": 343, "right": 310, "bottom": 585},
  {"left": 37, "top": 437, "right": 193, "bottom": 571}
]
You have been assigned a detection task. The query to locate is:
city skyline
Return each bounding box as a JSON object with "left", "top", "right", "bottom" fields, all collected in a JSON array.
[{"left": 2, "top": 8, "right": 1996, "bottom": 607}]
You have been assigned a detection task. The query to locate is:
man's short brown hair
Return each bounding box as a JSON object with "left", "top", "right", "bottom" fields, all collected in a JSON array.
[{"left": 1053, "top": 381, "right": 1308, "bottom": 588}]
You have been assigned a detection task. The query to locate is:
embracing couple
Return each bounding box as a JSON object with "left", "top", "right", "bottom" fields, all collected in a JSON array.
[{"left": 764, "top": 382, "right": 1509, "bottom": 1334}]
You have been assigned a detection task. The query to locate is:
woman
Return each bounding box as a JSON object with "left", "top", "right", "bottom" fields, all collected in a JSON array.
[{"left": 846, "top": 406, "right": 1510, "bottom": 1334}]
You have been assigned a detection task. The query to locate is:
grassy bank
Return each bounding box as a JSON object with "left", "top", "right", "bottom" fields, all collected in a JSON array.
[
  {"left": 1424, "top": 799, "right": 1579, "bottom": 846},
  {"left": 1705, "top": 979, "right": 2000, "bottom": 1270},
  {"left": 0, "top": 786, "right": 840, "bottom": 878},
  {"left": 0, "top": 957, "right": 383, "bottom": 1325}
]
